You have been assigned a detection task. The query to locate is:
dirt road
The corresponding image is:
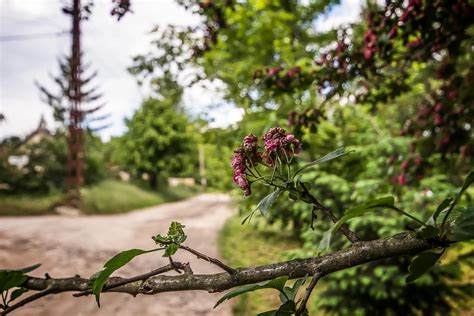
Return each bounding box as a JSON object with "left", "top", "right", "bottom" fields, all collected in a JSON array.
[{"left": 0, "top": 193, "right": 235, "bottom": 316}]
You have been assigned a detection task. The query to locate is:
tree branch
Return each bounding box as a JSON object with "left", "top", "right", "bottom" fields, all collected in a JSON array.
[
  {"left": 72, "top": 262, "right": 188, "bottom": 297},
  {"left": 178, "top": 245, "right": 237, "bottom": 274},
  {"left": 1, "top": 287, "right": 54, "bottom": 316},
  {"left": 17, "top": 234, "right": 431, "bottom": 309},
  {"left": 295, "top": 272, "right": 322, "bottom": 315}
]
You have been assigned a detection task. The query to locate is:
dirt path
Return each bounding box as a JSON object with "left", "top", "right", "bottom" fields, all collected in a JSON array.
[{"left": 0, "top": 193, "right": 235, "bottom": 316}]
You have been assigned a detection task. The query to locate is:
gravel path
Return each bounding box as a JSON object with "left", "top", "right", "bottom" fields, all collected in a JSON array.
[{"left": 0, "top": 193, "right": 235, "bottom": 316}]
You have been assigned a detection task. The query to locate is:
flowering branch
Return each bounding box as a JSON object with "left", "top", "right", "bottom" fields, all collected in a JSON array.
[
  {"left": 231, "top": 128, "right": 359, "bottom": 243},
  {"left": 3, "top": 233, "right": 435, "bottom": 315}
]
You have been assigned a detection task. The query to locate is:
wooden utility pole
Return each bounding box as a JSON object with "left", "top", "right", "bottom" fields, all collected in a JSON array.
[
  {"left": 67, "top": 0, "right": 85, "bottom": 189},
  {"left": 38, "top": 0, "right": 109, "bottom": 194}
]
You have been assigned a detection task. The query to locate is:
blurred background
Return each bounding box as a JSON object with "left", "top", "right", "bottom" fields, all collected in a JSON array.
[{"left": 0, "top": 0, "right": 473, "bottom": 315}]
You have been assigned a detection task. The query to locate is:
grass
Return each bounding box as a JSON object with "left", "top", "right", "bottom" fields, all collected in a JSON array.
[
  {"left": 80, "top": 180, "right": 198, "bottom": 214},
  {"left": 0, "top": 180, "right": 198, "bottom": 216},
  {"left": 0, "top": 193, "right": 64, "bottom": 216},
  {"left": 218, "top": 215, "right": 301, "bottom": 316}
]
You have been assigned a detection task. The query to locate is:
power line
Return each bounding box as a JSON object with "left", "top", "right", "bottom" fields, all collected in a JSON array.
[{"left": 0, "top": 30, "right": 69, "bottom": 42}]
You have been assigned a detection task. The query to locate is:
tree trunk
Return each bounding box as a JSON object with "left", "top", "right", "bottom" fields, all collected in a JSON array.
[{"left": 149, "top": 172, "right": 158, "bottom": 190}]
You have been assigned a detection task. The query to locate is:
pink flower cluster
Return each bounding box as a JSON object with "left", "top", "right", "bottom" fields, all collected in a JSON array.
[
  {"left": 263, "top": 127, "right": 302, "bottom": 158},
  {"left": 231, "top": 128, "right": 302, "bottom": 196},
  {"left": 231, "top": 152, "right": 251, "bottom": 196},
  {"left": 362, "top": 29, "right": 378, "bottom": 60}
]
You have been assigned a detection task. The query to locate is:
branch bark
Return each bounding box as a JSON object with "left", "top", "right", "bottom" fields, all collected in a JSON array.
[{"left": 20, "top": 233, "right": 431, "bottom": 299}]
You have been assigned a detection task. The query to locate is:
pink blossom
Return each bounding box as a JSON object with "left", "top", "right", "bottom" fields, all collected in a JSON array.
[
  {"left": 231, "top": 152, "right": 244, "bottom": 169},
  {"left": 242, "top": 134, "right": 258, "bottom": 151},
  {"left": 287, "top": 66, "right": 301, "bottom": 78},
  {"left": 401, "top": 160, "right": 409, "bottom": 170},
  {"left": 398, "top": 173, "right": 407, "bottom": 185}
]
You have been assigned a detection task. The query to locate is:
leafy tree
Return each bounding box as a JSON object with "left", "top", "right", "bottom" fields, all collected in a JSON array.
[
  {"left": 118, "top": 96, "right": 198, "bottom": 190},
  {"left": 0, "top": 132, "right": 106, "bottom": 194}
]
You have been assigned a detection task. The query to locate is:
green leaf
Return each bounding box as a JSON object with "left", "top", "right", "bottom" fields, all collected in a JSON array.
[
  {"left": 257, "top": 189, "right": 282, "bottom": 216},
  {"left": 447, "top": 206, "right": 474, "bottom": 241},
  {"left": 257, "top": 311, "right": 278, "bottom": 316},
  {"left": 0, "top": 271, "right": 28, "bottom": 292},
  {"left": 92, "top": 248, "right": 149, "bottom": 306},
  {"left": 436, "top": 205, "right": 466, "bottom": 226},
  {"left": 275, "top": 300, "right": 297, "bottom": 315},
  {"left": 406, "top": 250, "right": 444, "bottom": 283},
  {"left": 10, "top": 288, "right": 28, "bottom": 302},
  {"left": 214, "top": 276, "right": 288, "bottom": 308},
  {"left": 280, "top": 277, "right": 306, "bottom": 303},
  {"left": 434, "top": 197, "right": 454, "bottom": 221},
  {"left": 440, "top": 171, "right": 473, "bottom": 227},
  {"left": 334, "top": 196, "right": 395, "bottom": 232},
  {"left": 152, "top": 222, "right": 187, "bottom": 257},
  {"left": 457, "top": 170, "right": 474, "bottom": 200},
  {"left": 318, "top": 228, "right": 334, "bottom": 254},
  {"left": 243, "top": 189, "right": 282, "bottom": 224},
  {"left": 415, "top": 225, "right": 439, "bottom": 239},
  {"left": 318, "top": 197, "right": 395, "bottom": 253},
  {"left": 164, "top": 243, "right": 179, "bottom": 257},
  {"left": 294, "top": 147, "right": 352, "bottom": 176},
  {"left": 168, "top": 221, "right": 187, "bottom": 244}
]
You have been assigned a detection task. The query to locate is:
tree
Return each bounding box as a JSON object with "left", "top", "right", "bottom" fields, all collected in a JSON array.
[{"left": 119, "top": 96, "right": 197, "bottom": 190}]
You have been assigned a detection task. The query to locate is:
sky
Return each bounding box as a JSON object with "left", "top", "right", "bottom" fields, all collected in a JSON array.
[{"left": 0, "top": 0, "right": 363, "bottom": 141}]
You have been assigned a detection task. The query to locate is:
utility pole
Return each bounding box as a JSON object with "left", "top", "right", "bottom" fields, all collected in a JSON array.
[
  {"left": 37, "top": 0, "right": 111, "bottom": 195},
  {"left": 67, "top": 0, "right": 84, "bottom": 189}
]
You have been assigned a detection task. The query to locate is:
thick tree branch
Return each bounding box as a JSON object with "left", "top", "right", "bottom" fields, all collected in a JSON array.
[
  {"left": 19, "top": 234, "right": 433, "bottom": 302},
  {"left": 72, "top": 262, "right": 188, "bottom": 297}
]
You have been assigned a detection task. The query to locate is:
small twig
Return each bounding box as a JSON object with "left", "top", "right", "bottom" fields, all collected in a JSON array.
[
  {"left": 73, "top": 263, "right": 185, "bottom": 297},
  {"left": 178, "top": 245, "right": 237, "bottom": 274},
  {"left": 1, "top": 286, "right": 54, "bottom": 315},
  {"left": 295, "top": 272, "right": 323, "bottom": 316},
  {"left": 168, "top": 257, "right": 183, "bottom": 274},
  {"left": 300, "top": 184, "right": 360, "bottom": 243}
]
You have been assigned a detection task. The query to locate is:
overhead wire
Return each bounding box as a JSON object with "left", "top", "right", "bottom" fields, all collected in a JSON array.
[{"left": 0, "top": 30, "right": 69, "bottom": 42}]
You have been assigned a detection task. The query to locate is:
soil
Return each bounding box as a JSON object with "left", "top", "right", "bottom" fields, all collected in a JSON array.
[{"left": 0, "top": 193, "right": 235, "bottom": 316}]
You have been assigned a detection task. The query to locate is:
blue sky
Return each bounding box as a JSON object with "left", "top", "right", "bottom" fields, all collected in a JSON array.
[{"left": 0, "top": 0, "right": 362, "bottom": 141}]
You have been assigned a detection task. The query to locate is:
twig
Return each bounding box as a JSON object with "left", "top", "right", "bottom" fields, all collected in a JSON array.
[
  {"left": 300, "top": 183, "right": 360, "bottom": 243},
  {"left": 1, "top": 287, "right": 54, "bottom": 315},
  {"left": 168, "top": 257, "right": 184, "bottom": 274},
  {"left": 178, "top": 245, "right": 237, "bottom": 274},
  {"left": 73, "top": 263, "right": 186, "bottom": 297},
  {"left": 295, "top": 272, "right": 323, "bottom": 316}
]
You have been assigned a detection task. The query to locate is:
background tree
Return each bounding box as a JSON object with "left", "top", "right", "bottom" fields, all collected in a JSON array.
[{"left": 117, "top": 74, "right": 198, "bottom": 190}]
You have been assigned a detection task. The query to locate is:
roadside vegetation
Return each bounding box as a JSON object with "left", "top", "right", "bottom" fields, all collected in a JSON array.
[{"left": 0, "top": 180, "right": 198, "bottom": 216}]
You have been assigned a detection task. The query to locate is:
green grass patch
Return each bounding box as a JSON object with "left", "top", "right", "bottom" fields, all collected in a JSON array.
[
  {"left": 0, "top": 193, "right": 64, "bottom": 216},
  {"left": 0, "top": 180, "right": 198, "bottom": 216},
  {"left": 80, "top": 180, "right": 198, "bottom": 214},
  {"left": 218, "top": 215, "right": 301, "bottom": 315}
]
